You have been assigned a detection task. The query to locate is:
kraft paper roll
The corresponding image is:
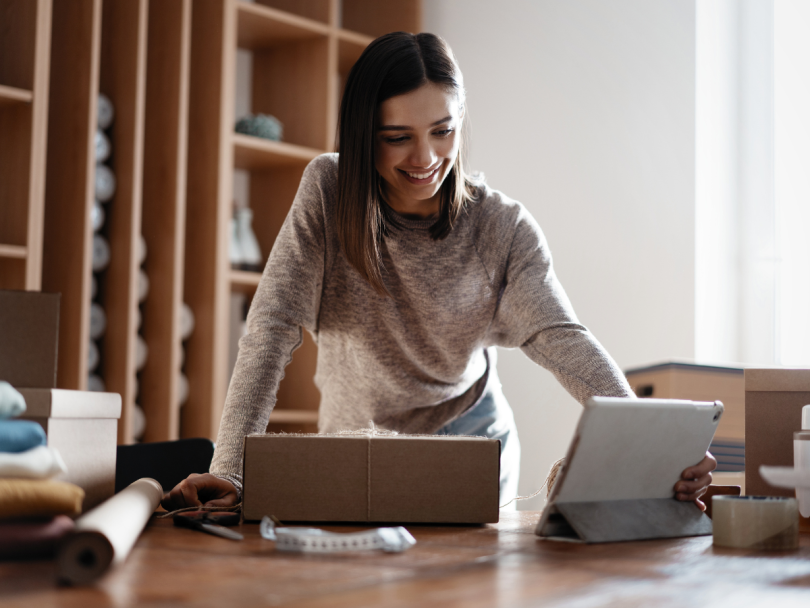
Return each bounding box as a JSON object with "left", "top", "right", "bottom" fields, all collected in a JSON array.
[
  {"left": 56, "top": 478, "right": 162, "bottom": 585},
  {"left": 712, "top": 496, "right": 799, "bottom": 550}
]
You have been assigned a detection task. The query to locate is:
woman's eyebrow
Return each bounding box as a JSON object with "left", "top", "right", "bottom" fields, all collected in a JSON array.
[{"left": 378, "top": 115, "right": 453, "bottom": 131}]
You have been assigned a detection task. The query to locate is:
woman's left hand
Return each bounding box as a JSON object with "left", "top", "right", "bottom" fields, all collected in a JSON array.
[{"left": 674, "top": 452, "right": 717, "bottom": 511}]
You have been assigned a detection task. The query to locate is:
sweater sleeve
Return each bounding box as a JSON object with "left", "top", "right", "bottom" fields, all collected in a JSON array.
[
  {"left": 209, "top": 157, "right": 330, "bottom": 494},
  {"left": 489, "top": 203, "right": 634, "bottom": 404}
]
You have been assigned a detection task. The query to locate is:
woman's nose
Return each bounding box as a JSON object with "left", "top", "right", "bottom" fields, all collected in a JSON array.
[{"left": 409, "top": 138, "right": 436, "bottom": 168}]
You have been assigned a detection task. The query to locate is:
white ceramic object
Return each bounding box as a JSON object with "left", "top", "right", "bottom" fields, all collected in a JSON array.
[
  {"left": 95, "top": 164, "right": 116, "bottom": 202},
  {"left": 88, "top": 340, "right": 100, "bottom": 373},
  {"left": 180, "top": 303, "right": 195, "bottom": 341},
  {"left": 235, "top": 207, "right": 263, "bottom": 270},
  {"left": 95, "top": 129, "right": 111, "bottom": 163},
  {"left": 178, "top": 373, "right": 189, "bottom": 407},
  {"left": 87, "top": 374, "right": 106, "bottom": 392},
  {"left": 91, "top": 199, "right": 105, "bottom": 232},
  {"left": 135, "top": 336, "right": 148, "bottom": 371},
  {"left": 138, "top": 270, "right": 149, "bottom": 303},
  {"left": 229, "top": 216, "right": 243, "bottom": 267},
  {"left": 132, "top": 404, "right": 146, "bottom": 440},
  {"left": 89, "top": 302, "right": 107, "bottom": 340},
  {"left": 97, "top": 93, "right": 114, "bottom": 130},
  {"left": 138, "top": 234, "right": 147, "bottom": 266},
  {"left": 92, "top": 234, "right": 110, "bottom": 272}
]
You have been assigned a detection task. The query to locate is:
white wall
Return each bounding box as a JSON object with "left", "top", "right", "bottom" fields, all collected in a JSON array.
[{"left": 424, "top": 0, "right": 697, "bottom": 509}]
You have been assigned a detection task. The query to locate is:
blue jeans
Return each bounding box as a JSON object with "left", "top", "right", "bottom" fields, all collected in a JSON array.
[{"left": 435, "top": 374, "right": 521, "bottom": 510}]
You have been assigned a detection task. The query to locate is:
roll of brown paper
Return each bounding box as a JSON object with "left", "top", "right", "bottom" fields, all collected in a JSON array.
[{"left": 56, "top": 478, "right": 162, "bottom": 584}]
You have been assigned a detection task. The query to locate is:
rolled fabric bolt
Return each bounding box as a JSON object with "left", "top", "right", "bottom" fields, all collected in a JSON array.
[
  {"left": 0, "top": 445, "right": 68, "bottom": 479},
  {"left": 0, "top": 515, "right": 74, "bottom": 560},
  {"left": 88, "top": 340, "right": 100, "bottom": 373},
  {"left": 132, "top": 404, "right": 146, "bottom": 440},
  {"left": 135, "top": 336, "right": 148, "bottom": 371},
  {"left": 713, "top": 496, "right": 799, "bottom": 550},
  {"left": 0, "top": 479, "right": 84, "bottom": 519},
  {"left": 0, "top": 381, "right": 26, "bottom": 419},
  {"left": 56, "top": 478, "right": 162, "bottom": 585},
  {"left": 95, "top": 164, "right": 116, "bottom": 202},
  {"left": 138, "top": 270, "right": 149, "bottom": 303},
  {"left": 95, "top": 129, "right": 111, "bottom": 163},
  {"left": 0, "top": 419, "right": 47, "bottom": 452},
  {"left": 87, "top": 374, "right": 106, "bottom": 392},
  {"left": 97, "top": 93, "right": 114, "bottom": 129},
  {"left": 89, "top": 302, "right": 107, "bottom": 340},
  {"left": 138, "top": 234, "right": 147, "bottom": 266},
  {"left": 91, "top": 199, "right": 105, "bottom": 232},
  {"left": 178, "top": 373, "right": 189, "bottom": 407},
  {"left": 180, "top": 303, "right": 195, "bottom": 341},
  {"left": 92, "top": 234, "right": 110, "bottom": 272}
]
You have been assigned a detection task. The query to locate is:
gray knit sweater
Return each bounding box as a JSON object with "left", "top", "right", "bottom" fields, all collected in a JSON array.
[{"left": 210, "top": 154, "right": 633, "bottom": 492}]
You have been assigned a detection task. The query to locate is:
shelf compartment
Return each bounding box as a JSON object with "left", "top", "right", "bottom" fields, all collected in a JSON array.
[
  {"left": 0, "top": 257, "right": 26, "bottom": 290},
  {"left": 230, "top": 269, "right": 261, "bottom": 293},
  {"left": 341, "top": 0, "right": 422, "bottom": 39},
  {"left": 267, "top": 409, "right": 318, "bottom": 424},
  {"left": 0, "top": 0, "right": 38, "bottom": 91},
  {"left": 0, "top": 84, "right": 33, "bottom": 106},
  {"left": 236, "top": 1, "right": 328, "bottom": 50},
  {"left": 233, "top": 133, "right": 322, "bottom": 170},
  {"left": 140, "top": 0, "right": 192, "bottom": 443}
]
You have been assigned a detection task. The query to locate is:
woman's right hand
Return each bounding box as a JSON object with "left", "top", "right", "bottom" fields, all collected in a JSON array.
[{"left": 160, "top": 473, "right": 238, "bottom": 511}]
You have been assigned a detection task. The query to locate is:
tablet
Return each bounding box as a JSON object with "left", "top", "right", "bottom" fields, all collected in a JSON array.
[{"left": 535, "top": 397, "right": 723, "bottom": 543}]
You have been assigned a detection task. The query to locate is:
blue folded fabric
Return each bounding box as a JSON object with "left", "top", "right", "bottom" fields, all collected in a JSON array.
[
  {"left": 0, "top": 420, "right": 47, "bottom": 453},
  {"left": 0, "top": 381, "right": 26, "bottom": 419}
]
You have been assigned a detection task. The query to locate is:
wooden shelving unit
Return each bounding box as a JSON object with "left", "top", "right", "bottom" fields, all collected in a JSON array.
[
  {"left": 1, "top": 0, "right": 420, "bottom": 444},
  {"left": 0, "top": 0, "right": 51, "bottom": 292},
  {"left": 185, "top": 0, "right": 421, "bottom": 438}
]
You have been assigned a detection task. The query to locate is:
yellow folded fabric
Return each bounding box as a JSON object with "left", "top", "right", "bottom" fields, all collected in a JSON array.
[{"left": 0, "top": 479, "right": 84, "bottom": 519}]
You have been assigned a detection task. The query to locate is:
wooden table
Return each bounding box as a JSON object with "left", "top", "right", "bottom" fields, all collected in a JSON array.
[{"left": 3, "top": 511, "right": 810, "bottom": 607}]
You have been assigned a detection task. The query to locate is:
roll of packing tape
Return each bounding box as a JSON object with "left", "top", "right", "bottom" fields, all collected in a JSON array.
[{"left": 713, "top": 496, "right": 799, "bottom": 550}]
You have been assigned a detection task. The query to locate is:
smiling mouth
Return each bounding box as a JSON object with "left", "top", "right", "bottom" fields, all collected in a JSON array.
[{"left": 398, "top": 167, "right": 440, "bottom": 183}]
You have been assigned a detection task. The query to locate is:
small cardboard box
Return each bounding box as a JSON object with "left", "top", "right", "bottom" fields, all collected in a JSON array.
[
  {"left": 745, "top": 368, "right": 810, "bottom": 497},
  {"left": 18, "top": 388, "right": 121, "bottom": 511},
  {"left": 242, "top": 434, "right": 501, "bottom": 524}
]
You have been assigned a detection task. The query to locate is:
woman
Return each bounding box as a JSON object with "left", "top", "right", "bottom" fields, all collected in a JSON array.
[{"left": 163, "top": 32, "right": 714, "bottom": 511}]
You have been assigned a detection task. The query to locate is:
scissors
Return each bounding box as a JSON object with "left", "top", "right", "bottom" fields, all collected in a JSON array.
[{"left": 173, "top": 511, "right": 244, "bottom": 541}]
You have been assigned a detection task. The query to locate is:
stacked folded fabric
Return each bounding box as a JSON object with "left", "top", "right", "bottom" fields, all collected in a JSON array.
[{"left": 0, "top": 381, "right": 84, "bottom": 559}]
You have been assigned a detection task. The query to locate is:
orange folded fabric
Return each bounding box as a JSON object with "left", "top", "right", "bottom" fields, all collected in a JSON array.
[{"left": 0, "top": 479, "right": 84, "bottom": 519}]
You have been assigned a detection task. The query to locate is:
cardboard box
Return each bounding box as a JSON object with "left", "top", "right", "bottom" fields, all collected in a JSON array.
[
  {"left": 745, "top": 368, "right": 810, "bottom": 497},
  {"left": 18, "top": 388, "right": 121, "bottom": 511},
  {"left": 243, "top": 434, "right": 500, "bottom": 524},
  {"left": 0, "top": 290, "right": 60, "bottom": 388}
]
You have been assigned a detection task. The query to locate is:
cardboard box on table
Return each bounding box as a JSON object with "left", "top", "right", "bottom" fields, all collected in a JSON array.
[
  {"left": 745, "top": 368, "right": 810, "bottom": 498},
  {"left": 0, "top": 290, "right": 121, "bottom": 512},
  {"left": 242, "top": 433, "right": 501, "bottom": 524}
]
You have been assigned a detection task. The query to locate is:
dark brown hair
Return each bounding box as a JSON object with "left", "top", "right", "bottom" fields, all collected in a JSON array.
[{"left": 336, "top": 32, "right": 477, "bottom": 296}]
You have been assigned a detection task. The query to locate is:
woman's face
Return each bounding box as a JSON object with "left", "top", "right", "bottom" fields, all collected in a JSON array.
[{"left": 375, "top": 82, "right": 463, "bottom": 218}]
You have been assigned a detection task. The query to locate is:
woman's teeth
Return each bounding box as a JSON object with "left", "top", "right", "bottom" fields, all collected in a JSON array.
[{"left": 406, "top": 169, "right": 436, "bottom": 179}]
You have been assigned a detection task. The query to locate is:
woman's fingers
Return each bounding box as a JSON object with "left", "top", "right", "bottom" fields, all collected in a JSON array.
[
  {"left": 160, "top": 473, "right": 237, "bottom": 510},
  {"left": 681, "top": 452, "right": 717, "bottom": 480}
]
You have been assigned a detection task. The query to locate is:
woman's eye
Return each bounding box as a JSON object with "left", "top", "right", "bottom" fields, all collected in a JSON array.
[
  {"left": 433, "top": 129, "right": 454, "bottom": 137},
  {"left": 385, "top": 136, "right": 408, "bottom": 144}
]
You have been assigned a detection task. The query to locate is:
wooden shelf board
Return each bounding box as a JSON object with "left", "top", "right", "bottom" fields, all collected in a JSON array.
[
  {"left": 0, "top": 244, "right": 27, "bottom": 259},
  {"left": 233, "top": 133, "right": 322, "bottom": 170},
  {"left": 0, "top": 84, "right": 33, "bottom": 106},
  {"left": 237, "top": 1, "right": 329, "bottom": 50},
  {"left": 337, "top": 29, "right": 373, "bottom": 47},
  {"left": 267, "top": 409, "right": 319, "bottom": 424},
  {"left": 230, "top": 269, "right": 261, "bottom": 293}
]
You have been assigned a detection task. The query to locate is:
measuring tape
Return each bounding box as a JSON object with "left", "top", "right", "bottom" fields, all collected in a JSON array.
[{"left": 259, "top": 516, "right": 416, "bottom": 553}]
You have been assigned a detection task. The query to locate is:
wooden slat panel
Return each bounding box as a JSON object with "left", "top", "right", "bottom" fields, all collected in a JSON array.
[
  {"left": 42, "top": 0, "right": 101, "bottom": 390},
  {"left": 184, "top": 0, "right": 234, "bottom": 440},
  {"left": 99, "top": 0, "right": 148, "bottom": 444},
  {"left": 253, "top": 0, "right": 331, "bottom": 25},
  {"left": 24, "top": 0, "right": 53, "bottom": 291},
  {"left": 140, "top": 0, "right": 192, "bottom": 443}
]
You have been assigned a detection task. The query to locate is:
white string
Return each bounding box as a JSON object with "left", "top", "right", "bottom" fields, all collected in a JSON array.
[{"left": 499, "top": 457, "right": 564, "bottom": 509}]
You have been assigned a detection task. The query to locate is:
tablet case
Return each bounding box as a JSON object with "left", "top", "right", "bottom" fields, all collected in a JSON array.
[{"left": 536, "top": 397, "right": 723, "bottom": 543}]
